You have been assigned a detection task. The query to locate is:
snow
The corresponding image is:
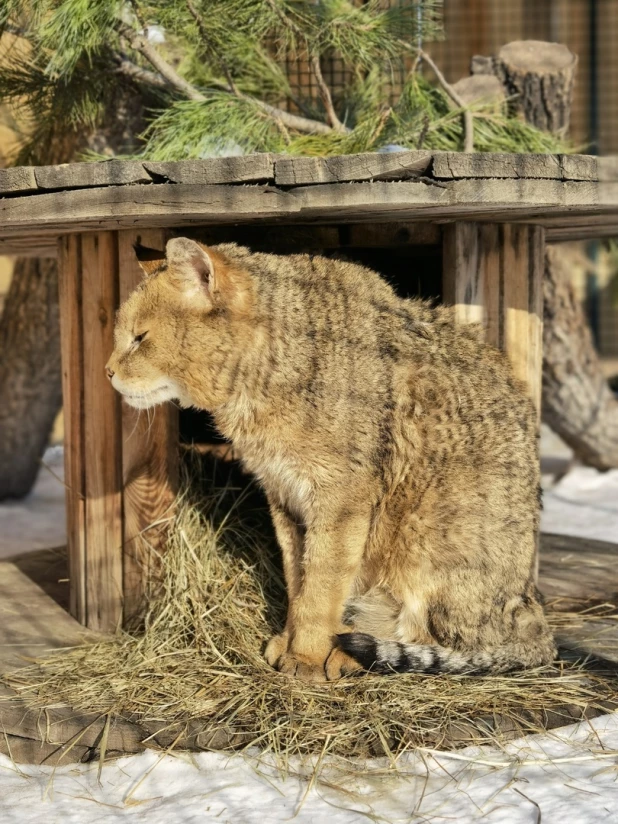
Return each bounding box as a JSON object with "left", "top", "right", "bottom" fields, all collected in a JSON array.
[
  {"left": 1, "top": 438, "right": 618, "bottom": 822},
  {"left": 0, "top": 446, "right": 66, "bottom": 560},
  {"left": 2, "top": 714, "right": 618, "bottom": 823},
  {"left": 542, "top": 466, "right": 618, "bottom": 543}
]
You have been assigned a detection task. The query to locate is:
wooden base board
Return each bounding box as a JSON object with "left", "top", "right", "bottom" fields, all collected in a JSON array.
[{"left": 2, "top": 536, "right": 618, "bottom": 764}]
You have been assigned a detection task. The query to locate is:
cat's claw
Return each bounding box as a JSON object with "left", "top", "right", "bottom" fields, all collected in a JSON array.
[{"left": 264, "top": 632, "right": 289, "bottom": 667}]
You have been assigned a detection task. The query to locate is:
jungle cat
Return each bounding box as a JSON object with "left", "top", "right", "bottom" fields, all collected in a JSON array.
[{"left": 106, "top": 237, "right": 556, "bottom": 683}]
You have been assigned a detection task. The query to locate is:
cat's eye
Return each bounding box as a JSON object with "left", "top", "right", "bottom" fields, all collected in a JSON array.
[{"left": 134, "top": 332, "right": 147, "bottom": 344}]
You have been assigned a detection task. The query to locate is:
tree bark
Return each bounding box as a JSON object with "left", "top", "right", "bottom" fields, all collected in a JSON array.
[
  {"left": 494, "top": 41, "right": 577, "bottom": 135},
  {"left": 0, "top": 257, "right": 62, "bottom": 498},
  {"left": 542, "top": 246, "right": 618, "bottom": 470},
  {"left": 0, "top": 86, "right": 147, "bottom": 501}
]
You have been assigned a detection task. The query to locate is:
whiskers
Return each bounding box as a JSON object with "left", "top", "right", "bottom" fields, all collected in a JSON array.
[{"left": 122, "top": 394, "right": 159, "bottom": 445}]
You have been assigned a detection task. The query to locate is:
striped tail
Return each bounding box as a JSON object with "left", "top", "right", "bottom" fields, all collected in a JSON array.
[{"left": 337, "top": 632, "right": 553, "bottom": 676}]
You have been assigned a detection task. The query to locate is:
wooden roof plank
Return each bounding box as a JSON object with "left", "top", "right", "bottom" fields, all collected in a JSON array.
[
  {"left": 274, "top": 151, "right": 433, "bottom": 185},
  {"left": 432, "top": 152, "right": 598, "bottom": 181},
  {"left": 34, "top": 160, "right": 152, "bottom": 190},
  {"left": 0, "top": 166, "right": 38, "bottom": 195},
  {"left": 143, "top": 153, "right": 275, "bottom": 184}
]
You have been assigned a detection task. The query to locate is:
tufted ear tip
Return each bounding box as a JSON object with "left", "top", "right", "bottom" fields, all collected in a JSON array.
[
  {"left": 165, "top": 236, "right": 204, "bottom": 261},
  {"left": 165, "top": 237, "right": 214, "bottom": 297}
]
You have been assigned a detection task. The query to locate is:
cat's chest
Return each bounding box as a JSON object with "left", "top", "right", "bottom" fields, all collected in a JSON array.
[
  {"left": 242, "top": 440, "right": 313, "bottom": 520},
  {"left": 215, "top": 395, "right": 314, "bottom": 518}
]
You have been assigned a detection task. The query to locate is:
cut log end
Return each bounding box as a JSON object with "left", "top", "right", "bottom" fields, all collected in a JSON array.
[{"left": 498, "top": 40, "right": 578, "bottom": 75}]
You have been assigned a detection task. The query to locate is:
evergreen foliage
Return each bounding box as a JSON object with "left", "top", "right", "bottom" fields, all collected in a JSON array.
[{"left": 0, "top": 0, "right": 570, "bottom": 164}]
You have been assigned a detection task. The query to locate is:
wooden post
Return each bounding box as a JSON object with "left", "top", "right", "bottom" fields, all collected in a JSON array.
[
  {"left": 57, "top": 231, "right": 178, "bottom": 631},
  {"left": 118, "top": 230, "right": 179, "bottom": 625},
  {"left": 443, "top": 222, "right": 545, "bottom": 414}
]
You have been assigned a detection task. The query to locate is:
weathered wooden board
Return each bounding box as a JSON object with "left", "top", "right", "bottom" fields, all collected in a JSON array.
[
  {"left": 35, "top": 160, "right": 152, "bottom": 190},
  {"left": 433, "top": 152, "right": 598, "bottom": 181},
  {"left": 118, "top": 229, "right": 179, "bottom": 624},
  {"left": 0, "top": 166, "right": 37, "bottom": 194},
  {"left": 57, "top": 235, "right": 87, "bottom": 624},
  {"left": 442, "top": 222, "right": 545, "bottom": 413},
  {"left": 144, "top": 153, "right": 275, "bottom": 184},
  {"left": 0, "top": 179, "right": 609, "bottom": 241},
  {"left": 81, "top": 233, "right": 124, "bottom": 633},
  {"left": 1, "top": 153, "right": 603, "bottom": 198},
  {"left": 0, "top": 561, "right": 91, "bottom": 672},
  {"left": 540, "top": 533, "right": 618, "bottom": 607},
  {"left": 274, "top": 151, "right": 432, "bottom": 185}
]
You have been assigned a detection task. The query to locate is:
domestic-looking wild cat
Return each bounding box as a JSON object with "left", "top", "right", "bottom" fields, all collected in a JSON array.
[{"left": 107, "top": 238, "right": 556, "bottom": 682}]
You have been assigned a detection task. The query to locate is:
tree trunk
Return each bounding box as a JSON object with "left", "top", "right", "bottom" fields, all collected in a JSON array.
[
  {"left": 494, "top": 41, "right": 577, "bottom": 135},
  {"left": 0, "top": 257, "right": 62, "bottom": 498},
  {"left": 0, "top": 86, "right": 147, "bottom": 501},
  {"left": 542, "top": 246, "right": 618, "bottom": 470}
]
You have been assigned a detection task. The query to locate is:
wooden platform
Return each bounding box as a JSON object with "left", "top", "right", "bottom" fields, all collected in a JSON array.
[
  {"left": 2, "top": 533, "right": 618, "bottom": 765},
  {"left": 2, "top": 151, "right": 618, "bottom": 258},
  {"left": 0, "top": 150, "right": 611, "bottom": 645}
]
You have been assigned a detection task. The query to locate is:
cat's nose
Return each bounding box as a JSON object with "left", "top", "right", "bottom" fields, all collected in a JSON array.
[{"left": 105, "top": 366, "right": 115, "bottom": 380}]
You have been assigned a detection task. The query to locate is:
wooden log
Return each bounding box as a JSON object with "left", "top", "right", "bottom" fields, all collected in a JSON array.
[
  {"left": 0, "top": 257, "right": 62, "bottom": 500},
  {"left": 542, "top": 245, "right": 618, "bottom": 470},
  {"left": 442, "top": 222, "right": 545, "bottom": 413},
  {"left": 118, "top": 229, "right": 179, "bottom": 624},
  {"left": 449, "top": 74, "right": 505, "bottom": 112},
  {"left": 494, "top": 41, "right": 578, "bottom": 135},
  {"left": 81, "top": 232, "right": 124, "bottom": 632}
]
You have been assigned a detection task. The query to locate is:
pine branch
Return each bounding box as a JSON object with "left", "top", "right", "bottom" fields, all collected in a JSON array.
[
  {"left": 418, "top": 50, "right": 474, "bottom": 152},
  {"left": 185, "top": 0, "right": 240, "bottom": 96},
  {"left": 117, "top": 22, "right": 334, "bottom": 135},
  {"left": 119, "top": 23, "right": 205, "bottom": 102},
  {"left": 264, "top": 0, "right": 346, "bottom": 132},
  {"left": 113, "top": 53, "right": 169, "bottom": 91},
  {"left": 309, "top": 54, "right": 346, "bottom": 132}
]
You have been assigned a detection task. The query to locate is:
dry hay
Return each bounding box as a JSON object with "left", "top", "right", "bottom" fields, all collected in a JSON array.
[{"left": 4, "top": 459, "right": 618, "bottom": 763}]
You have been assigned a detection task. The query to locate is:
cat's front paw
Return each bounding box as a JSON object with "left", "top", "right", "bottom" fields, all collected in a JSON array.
[
  {"left": 276, "top": 651, "right": 328, "bottom": 683},
  {"left": 264, "top": 632, "right": 289, "bottom": 667},
  {"left": 325, "top": 647, "right": 363, "bottom": 680}
]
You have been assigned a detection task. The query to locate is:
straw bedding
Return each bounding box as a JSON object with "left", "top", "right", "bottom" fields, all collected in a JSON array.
[{"left": 4, "top": 458, "right": 618, "bottom": 761}]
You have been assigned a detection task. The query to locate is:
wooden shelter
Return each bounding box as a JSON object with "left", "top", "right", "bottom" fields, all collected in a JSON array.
[
  {"left": 1, "top": 149, "right": 618, "bottom": 633},
  {"left": 3, "top": 149, "right": 618, "bottom": 762}
]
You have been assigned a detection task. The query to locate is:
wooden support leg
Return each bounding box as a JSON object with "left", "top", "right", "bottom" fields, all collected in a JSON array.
[
  {"left": 118, "top": 230, "right": 178, "bottom": 625},
  {"left": 443, "top": 222, "right": 545, "bottom": 413},
  {"left": 443, "top": 222, "right": 545, "bottom": 581},
  {"left": 58, "top": 231, "right": 178, "bottom": 631}
]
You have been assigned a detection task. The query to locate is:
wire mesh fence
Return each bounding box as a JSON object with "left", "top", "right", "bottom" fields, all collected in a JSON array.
[{"left": 281, "top": 0, "right": 618, "bottom": 155}]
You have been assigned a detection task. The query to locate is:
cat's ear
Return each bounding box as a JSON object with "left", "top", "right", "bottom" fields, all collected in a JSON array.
[
  {"left": 165, "top": 237, "right": 215, "bottom": 299},
  {"left": 133, "top": 242, "right": 166, "bottom": 277}
]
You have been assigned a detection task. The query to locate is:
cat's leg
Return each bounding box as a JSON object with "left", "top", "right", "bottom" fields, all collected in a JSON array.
[
  {"left": 264, "top": 501, "right": 304, "bottom": 667},
  {"left": 275, "top": 504, "right": 371, "bottom": 682}
]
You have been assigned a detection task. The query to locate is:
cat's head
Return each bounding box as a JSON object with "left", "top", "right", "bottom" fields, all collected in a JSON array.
[{"left": 106, "top": 238, "right": 253, "bottom": 410}]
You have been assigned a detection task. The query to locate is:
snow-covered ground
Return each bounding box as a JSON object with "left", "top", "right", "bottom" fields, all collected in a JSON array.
[
  {"left": 2, "top": 713, "right": 618, "bottom": 823},
  {"left": 0, "top": 445, "right": 65, "bottom": 560},
  {"left": 0, "top": 431, "right": 617, "bottom": 823}
]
